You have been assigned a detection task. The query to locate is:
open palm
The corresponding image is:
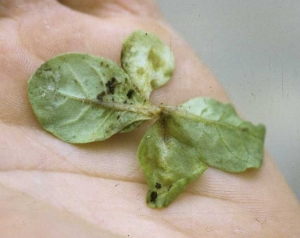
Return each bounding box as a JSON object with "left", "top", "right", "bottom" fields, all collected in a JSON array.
[{"left": 1, "top": 1, "right": 299, "bottom": 237}]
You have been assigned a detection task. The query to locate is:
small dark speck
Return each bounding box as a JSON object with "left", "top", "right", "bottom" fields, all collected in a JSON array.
[
  {"left": 242, "top": 127, "right": 248, "bottom": 132},
  {"left": 44, "top": 68, "right": 52, "bottom": 71},
  {"left": 126, "top": 89, "right": 134, "bottom": 99},
  {"left": 106, "top": 77, "right": 118, "bottom": 94},
  {"left": 96, "top": 91, "right": 106, "bottom": 101},
  {"left": 117, "top": 115, "right": 120, "bottom": 120},
  {"left": 150, "top": 191, "right": 157, "bottom": 202},
  {"left": 155, "top": 183, "right": 162, "bottom": 189}
]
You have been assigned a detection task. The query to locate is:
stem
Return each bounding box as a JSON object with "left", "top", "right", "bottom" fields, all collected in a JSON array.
[
  {"left": 85, "top": 98, "right": 161, "bottom": 118},
  {"left": 56, "top": 90, "right": 162, "bottom": 118}
]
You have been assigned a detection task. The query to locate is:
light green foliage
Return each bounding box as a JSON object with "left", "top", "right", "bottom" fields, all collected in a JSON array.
[
  {"left": 138, "top": 116, "right": 207, "bottom": 208},
  {"left": 176, "top": 98, "right": 266, "bottom": 172},
  {"left": 28, "top": 53, "right": 153, "bottom": 143},
  {"left": 120, "top": 31, "right": 174, "bottom": 132},
  {"left": 27, "top": 31, "right": 266, "bottom": 208},
  {"left": 121, "top": 30, "right": 175, "bottom": 99},
  {"left": 138, "top": 98, "right": 265, "bottom": 207}
]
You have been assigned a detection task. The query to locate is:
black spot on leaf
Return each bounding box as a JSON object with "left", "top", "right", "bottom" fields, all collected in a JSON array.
[
  {"left": 155, "top": 183, "right": 162, "bottom": 189},
  {"left": 150, "top": 191, "right": 157, "bottom": 203},
  {"left": 106, "top": 77, "right": 120, "bottom": 94},
  {"left": 126, "top": 89, "right": 134, "bottom": 99},
  {"left": 96, "top": 91, "right": 106, "bottom": 101}
]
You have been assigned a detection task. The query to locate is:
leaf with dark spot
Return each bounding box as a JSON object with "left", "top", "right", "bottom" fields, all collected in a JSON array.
[
  {"left": 138, "top": 98, "right": 265, "bottom": 208},
  {"left": 121, "top": 31, "right": 175, "bottom": 99},
  {"left": 28, "top": 53, "right": 154, "bottom": 143}
]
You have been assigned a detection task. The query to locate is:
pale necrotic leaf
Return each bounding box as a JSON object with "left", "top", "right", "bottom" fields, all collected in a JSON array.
[
  {"left": 121, "top": 30, "right": 175, "bottom": 99},
  {"left": 171, "top": 97, "right": 266, "bottom": 172},
  {"left": 138, "top": 116, "right": 208, "bottom": 208},
  {"left": 28, "top": 53, "right": 154, "bottom": 143}
]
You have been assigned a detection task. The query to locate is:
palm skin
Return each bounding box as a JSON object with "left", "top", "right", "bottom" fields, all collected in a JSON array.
[{"left": 0, "top": 1, "right": 299, "bottom": 237}]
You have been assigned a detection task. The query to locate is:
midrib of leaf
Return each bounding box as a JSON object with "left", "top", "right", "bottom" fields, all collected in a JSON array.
[
  {"left": 165, "top": 107, "right": 261, "bottom": 139},
  {"left": 214, "top": 125, "right": 249, "bottom": 166},
  {"left": 66, "top": 64, "right": 89, "bottom": 97},
  {"left": 91, "top": 110, "right": 115, "bottom": 138},
  {"left": 58, "top": 104, "right": 92, "bottom": 127},
  {"left": 55, "top": 90, "right": 160, "bottom": 118}
]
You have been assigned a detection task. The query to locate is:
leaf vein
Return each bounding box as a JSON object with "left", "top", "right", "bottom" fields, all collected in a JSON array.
[
  {"left": 172, "top": 109, "right": 261, "bottom": 139},
  {"left": 58, "top": 105, "right": 92, "bottom": 127},
  {"left": 65, "top": 64, "right": 89, "bottom": 97}
]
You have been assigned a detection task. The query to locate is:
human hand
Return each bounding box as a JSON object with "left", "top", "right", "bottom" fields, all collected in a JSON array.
[{"left": 0, "top": 0, "right": 299, "bottom": 237}]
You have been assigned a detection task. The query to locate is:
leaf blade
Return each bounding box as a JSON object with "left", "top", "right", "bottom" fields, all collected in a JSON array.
[
  {"left": 171, "top": 97, "right": 266, "bottom": 172},
  {"left": 28, "top": 53, "right": 153, "bottom": 143},
  {"left": 121, "top": 30, "right": 175, "bottom": 99},
  {"left": 138, "top": 116, "right": 207, "bottom": 208}
]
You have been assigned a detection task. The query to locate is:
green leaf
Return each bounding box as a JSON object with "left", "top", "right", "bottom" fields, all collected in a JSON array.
[
  {"left": 171, "top": 97, "right": 266, "bottom": 172},
  {"left": 138, "top": 98, "right": 265, "bottom": 208},
  {"left": 119, "top": 31, "right": 175, "bottom": 133},
  {"left": 121, "top": 30, "right": 175, "bottom": 99},
  {"left": 28, "top": 53, "right": 156, "bottom": 143},
  {"left": 138, "top": 116, "right": 208, "bottom": 208}
]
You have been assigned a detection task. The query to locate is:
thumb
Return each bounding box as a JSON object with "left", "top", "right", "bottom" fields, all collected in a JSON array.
[{"left": 57, "top": 0, "right": 163, "bottom": 19}]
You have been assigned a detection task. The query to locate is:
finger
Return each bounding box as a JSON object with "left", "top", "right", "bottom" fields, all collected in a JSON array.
[
  {"left": 0, "top": 0, "right": 58, "bottom": 17},
  {"left": 57, "top": 0, "right": 163, "bottom": 19}
]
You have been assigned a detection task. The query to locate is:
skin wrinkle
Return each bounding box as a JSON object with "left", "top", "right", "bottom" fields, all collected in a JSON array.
[
  {"left": 0, "top": 171, "right": 191, "bottom": 237},
  {"left": 57, "top": 0, "right": 161, "bottom": 19},
  {"left": 0, "top": 181, "right": 121, "bottom": 238},
  {"left": 0, "top": 167, "right": 268, "bottom": 212},
  {"left": 0, "top": 168, "right": 146, "bottom": 185},
  {"left": 1, "top": 120, "right": 148, "bottom": 182},
  {"left": 153, "top": 217, "right": 190, "bottom": 238},
  {"left": 188, "top": 190, "right": 268, "bottom": 214},
  {"left": 0, "top": 125, "right": 79, "bottom": 172}
]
